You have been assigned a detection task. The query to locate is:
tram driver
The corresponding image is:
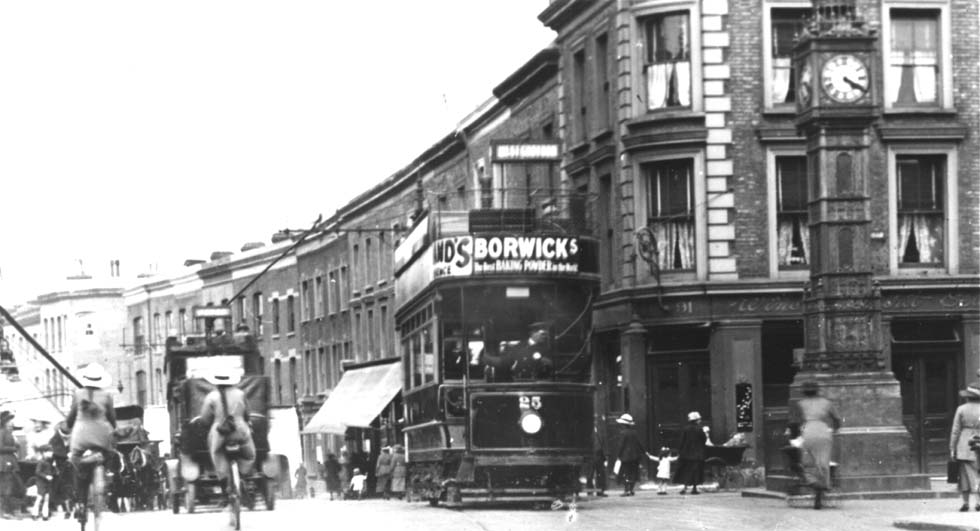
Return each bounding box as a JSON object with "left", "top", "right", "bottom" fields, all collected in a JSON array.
[{"left": 483, "top": 322, "right": 554, "bottom": 382}]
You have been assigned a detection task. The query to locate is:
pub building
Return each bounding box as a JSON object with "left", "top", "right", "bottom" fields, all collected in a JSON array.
[{"left": 539, "top": 0, "right": 979, "bottom": 488}]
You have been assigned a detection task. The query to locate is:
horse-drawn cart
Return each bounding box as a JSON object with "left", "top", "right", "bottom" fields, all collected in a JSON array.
[{"left": 111, "top": 405, "right": 166, "bottom": 512}]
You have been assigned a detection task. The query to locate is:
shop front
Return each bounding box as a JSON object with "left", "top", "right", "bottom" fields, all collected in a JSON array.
[{"left": 593, "top": 281, "right": 979, "bottom": 480}]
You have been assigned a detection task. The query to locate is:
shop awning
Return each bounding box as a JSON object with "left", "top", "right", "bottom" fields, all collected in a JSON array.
[
  {"left": 0, "top": 378, "right": 66, "bottom": 426},
  {"left": 302, "top": 360, "right": 401, "bottom": 435}
]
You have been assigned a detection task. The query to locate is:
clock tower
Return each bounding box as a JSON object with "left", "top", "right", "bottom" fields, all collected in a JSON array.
[{"left": 791, "top": 0, "right": 931, "bottom": 493}]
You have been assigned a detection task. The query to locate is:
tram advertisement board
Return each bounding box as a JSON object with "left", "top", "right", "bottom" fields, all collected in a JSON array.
[{"left": 432, "top": 235, "right": 585, "bottom": 277}]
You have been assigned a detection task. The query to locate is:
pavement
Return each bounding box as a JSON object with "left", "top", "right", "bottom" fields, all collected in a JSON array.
[{"left": 0, "top": 480, "right": 977, "bottom": 530}]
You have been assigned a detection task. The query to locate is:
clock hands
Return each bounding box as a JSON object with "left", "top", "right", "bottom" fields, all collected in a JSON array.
[{"left": 843, "top": 76, "right": 867, "bottom": 92}]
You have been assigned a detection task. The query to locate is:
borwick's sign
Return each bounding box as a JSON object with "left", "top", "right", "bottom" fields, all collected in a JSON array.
[{"left": 433, "top": 235, "right": 581, "bottom": 277}]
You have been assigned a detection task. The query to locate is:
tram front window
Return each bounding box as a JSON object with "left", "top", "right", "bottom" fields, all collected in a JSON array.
[{"left": 440, "top": 282, "right": 593, "bottom": 383}]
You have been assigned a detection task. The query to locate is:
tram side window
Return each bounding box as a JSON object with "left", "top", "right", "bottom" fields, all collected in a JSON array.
[
  {"left": 441, "top": 323, "right": 486, "bottom": 381},
  {"left": 404, "top": 312, "right": 436, "bottom": 388}
]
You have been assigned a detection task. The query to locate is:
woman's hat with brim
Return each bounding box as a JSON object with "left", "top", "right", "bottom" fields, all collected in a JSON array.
[
  {"left": 687, "top": 411, "right": 702, "bottom": 422},
  {"left": 79, "top": 363, "right": 112, "bottom": 389},
  {"left": 959, "top": 382, "right": 980, "bottom": 399},
  {"left": 204, "top": 367, "right": 243, "bottom": 386},
  {"left": 615, "top": 413, "right": 635, "bottom": 425}
]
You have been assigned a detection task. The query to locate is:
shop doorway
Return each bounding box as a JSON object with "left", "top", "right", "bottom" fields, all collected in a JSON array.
[
  {"left": 647, "top": 353, "right": 711, "bottom": 450},
  {"left": 892, "top": 320, "right": 961, "bottom": 476}
]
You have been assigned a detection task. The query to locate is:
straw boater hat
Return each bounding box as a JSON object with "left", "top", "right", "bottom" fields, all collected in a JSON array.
[
  {"left": 204, "top": 367, "right": 242, "bottom": 386},
  {"left": 616, "top": 413, "right": 635, "bottom": 425},
  {"left": 79, "top": 363, "right": 112, "bottom": 389},
  {"left": 687, "top": 411, "right": 702, "bottom": 422},
  {"left": 959, "top": 382, "right": 980, "bottom": 399}
]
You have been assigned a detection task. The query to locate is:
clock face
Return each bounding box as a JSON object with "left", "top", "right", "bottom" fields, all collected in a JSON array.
[
  {"left": 821, "top": 54, "right": 869, "bottom": 103},
  {"left": 798, "top": 63, "right": 812, "bottom": 106}
]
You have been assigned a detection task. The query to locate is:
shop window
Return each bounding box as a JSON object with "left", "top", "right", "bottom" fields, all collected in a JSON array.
[
  {"left": 897, "top": 155, "right": 944, "bottom": 266},
  {"left": 776, "top": 156, "right": 809, "bottom": 267},
  {"left": 645, "top": 159, "right": 695, "bottom": 271},
  {"left": 642, "top": 12, "right": 691, "bottom": 111}
]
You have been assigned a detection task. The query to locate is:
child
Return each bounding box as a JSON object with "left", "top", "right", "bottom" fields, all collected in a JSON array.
[
  {"left": 348, "top": 468, "right": 367, "bottom": 500},
  {"left": 647, "top": 447, "right": 678, "bottom": 495},
  {"left": 32, "top": 445, "right": 55, "bottom": 520}
]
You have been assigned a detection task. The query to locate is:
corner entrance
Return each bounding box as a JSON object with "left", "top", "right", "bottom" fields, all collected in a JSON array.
[
  {"left": 646, "top": 327, "right": 712, "bottom": 450},
  {"left": 891, "top": 320, "right": 962, "bottom": 476}
]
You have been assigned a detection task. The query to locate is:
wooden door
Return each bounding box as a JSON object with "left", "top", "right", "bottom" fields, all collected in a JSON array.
[
  {"left": 647, "top": 353, "right": 711, "bottom": 451},
  {"left": 893, "top": 350, "right": 958, "bottom": 475}
]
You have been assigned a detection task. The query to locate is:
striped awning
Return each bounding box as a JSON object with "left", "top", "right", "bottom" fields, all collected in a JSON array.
[{"left": 301, "top": 360, "right": 401, "bottom": 435}]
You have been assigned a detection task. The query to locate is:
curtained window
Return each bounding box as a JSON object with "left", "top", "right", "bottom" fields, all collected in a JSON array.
[
  {"left": 646, "top": 159, "right": 695, "bottom": 271},
  {"left": 898, "top": 155, "right": 944, "bottom": 265},
  {"left": 889, "top": 11, "right": 939, "bottom": 106},
  {"left": 770, "top": 9, "right": 809, "bottom": 107},
  {"left": 643, "top": 12, "right": 691, "bottom": 110},
  {"left": 776, "top": 156, "right": 809, "bottom": 267}
]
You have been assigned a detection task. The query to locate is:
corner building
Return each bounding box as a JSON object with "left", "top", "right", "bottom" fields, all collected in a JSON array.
[{"left": 540, "top": 0, "right": 979, "bottom": 483}]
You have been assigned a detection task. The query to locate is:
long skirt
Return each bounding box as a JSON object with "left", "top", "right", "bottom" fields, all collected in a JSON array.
[
  {"left": 958, "top": 460, "right": 980, "bottom": 494},
  {"left": 618, "top": 460, "right": 639, "bottom": 486},
  {"left": 673, "top": 458, "right": 704, "bottom": 486},
  {"left": 801, "top": 420, "right": 833, "bottom": 490}
]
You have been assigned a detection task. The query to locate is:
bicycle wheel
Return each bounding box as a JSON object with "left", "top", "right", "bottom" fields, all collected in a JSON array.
[
  {"left": 230, "top": 461, "right": 241, "bottom": 531},
  {"left": 92, "top": 465, "right": 105, "bottom": 531}
]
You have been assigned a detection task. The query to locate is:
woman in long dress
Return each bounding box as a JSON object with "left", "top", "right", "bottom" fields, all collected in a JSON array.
[
  {"left": 389, "top": 445, "right": 407, "bottom": 499},
  {"left": 950, "top": 382, "right": 980, "bottom": 512},
  {"left": 793, "top": 380, "right": 841, "bottom": 509}
]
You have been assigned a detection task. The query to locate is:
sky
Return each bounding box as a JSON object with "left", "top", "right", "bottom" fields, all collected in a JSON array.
[{"left": 0, "top": 1, "right": 554, "bottom": 305}]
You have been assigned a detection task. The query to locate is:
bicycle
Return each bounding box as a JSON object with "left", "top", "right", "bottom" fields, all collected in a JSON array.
[
  {"left": 75, "top": 450, "right": 107, "bottom": 531},
  {"left": 224, "top": 442, "right": 246, "bottom": 531}
]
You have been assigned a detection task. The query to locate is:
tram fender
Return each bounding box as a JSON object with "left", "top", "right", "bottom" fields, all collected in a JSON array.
[{"left": 456, "top": 454, "right": 475, "bottom": 483}]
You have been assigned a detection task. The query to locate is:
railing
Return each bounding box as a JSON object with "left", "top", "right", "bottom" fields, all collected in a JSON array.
[{"left": 429, "top": 187, "right": 595, "bottom": 236}]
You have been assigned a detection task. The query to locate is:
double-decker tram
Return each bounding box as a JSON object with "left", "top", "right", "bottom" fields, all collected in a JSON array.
[{"left": 394, "top": 194, "right": 599, "bottom": 506}]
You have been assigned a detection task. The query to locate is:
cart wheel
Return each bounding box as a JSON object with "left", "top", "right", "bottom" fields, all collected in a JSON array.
[
  {"left": 264, "top": 479, "right": 276, "bottom": 511},
  {"left": 185, "top": 483, "right": 196, "bottom": 514}
]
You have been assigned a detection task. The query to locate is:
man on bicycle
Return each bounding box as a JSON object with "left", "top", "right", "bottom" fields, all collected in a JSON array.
[
  {"left": 199, "top": 368, "right": 255, "bottom": 482},
  {"left": 65, "top": 363, "right": 117, "bottom": 517}
]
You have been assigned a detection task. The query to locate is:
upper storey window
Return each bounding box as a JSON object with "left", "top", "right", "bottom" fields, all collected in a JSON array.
[
  {"left": 645, "top": 159, "right": 695, "bottom": 271},
  {"left": 643, "top": 12, "right": 690, "bottom": 111},
  {"left": 888, "top": 11, "right": 939, "bottom": 107},
  {"left": 897, "top": 155, "right": 944, "bottom": 266},
  {"left": 768, "top": 8, "right": 809, "bottom": 108}
]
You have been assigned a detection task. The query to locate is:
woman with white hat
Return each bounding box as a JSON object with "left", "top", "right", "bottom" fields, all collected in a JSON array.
[
  {"left": 614, "top": 413, "right": 646, "bottom": 496},
  {"left": 65, "top": 363, "right": 118, "bottom": 515},
  {"left": 950, "top": 381, "right": 980, "bottom": 512},
  {"left": 674, "top": 411, "right": 708, "bottom": 495}
]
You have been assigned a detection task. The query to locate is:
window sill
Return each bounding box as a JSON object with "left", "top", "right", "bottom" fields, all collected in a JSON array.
[
  {"left": 761, "top": 108, "right": 797, "bottom": 118},
  {"left": 883, "top": 107, "right": 957, "bottom": 117},
  {"left": 626, "top": 110, "right": 705, "bottom": 130},
  {"left": 568, "top": 140, "right": 590, "bottom": 155},
  {"left": 590, "top": 128, "right": 614, "bottom": 143}
]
